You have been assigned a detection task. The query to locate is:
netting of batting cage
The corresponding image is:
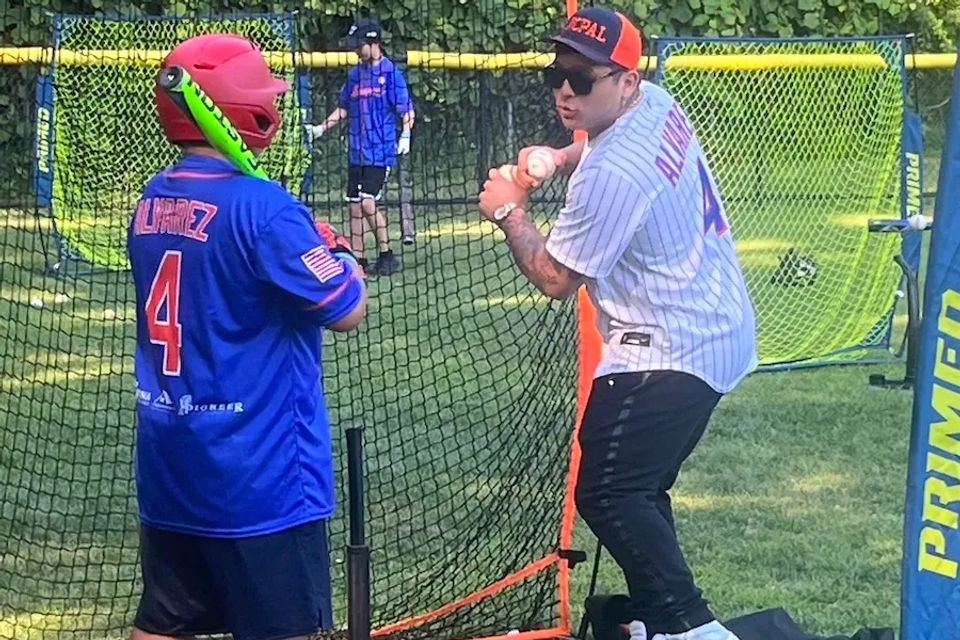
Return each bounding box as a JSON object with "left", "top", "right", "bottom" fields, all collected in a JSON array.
[
  {"left": 306, "top": 51, "right": 578, "bottom": 640},
  {"left": 1, "top": 3, "right": 958, "bottom": 640},
  {"left": 656, "top": 36, "right": 913, "bottom": 369},
  {"left": 0, "top": 4, "right": 583, "bottom": 640}
]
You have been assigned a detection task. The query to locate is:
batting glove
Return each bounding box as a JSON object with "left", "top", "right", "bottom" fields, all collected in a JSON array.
[
  {"left": 306, "top": 123, "right": 327, "bottom": 143},
  {"left": 397, "top": 131, "right": 411, "bottom": 156},
  {"left": 315, "top": 222, "right": 361, "bottom": 271}
]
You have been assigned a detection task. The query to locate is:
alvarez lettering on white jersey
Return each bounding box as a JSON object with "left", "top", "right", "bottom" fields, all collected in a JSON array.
[{"left": 546, "top": 81, "right": 757, "bottom": 393}]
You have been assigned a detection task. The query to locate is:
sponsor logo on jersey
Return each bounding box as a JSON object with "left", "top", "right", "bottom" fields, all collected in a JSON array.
[
  {"left": 178, "top": 394, "right": 245, "bottom": 417},
  {"left": 151, "top": 390, "right": 174, "bottom": 412}
]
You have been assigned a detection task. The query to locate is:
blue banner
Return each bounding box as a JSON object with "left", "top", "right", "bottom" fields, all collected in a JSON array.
[
  {"left": 901, "top": 110, "right": 924, "bottom": 273},
  {"left": 34, "top": 73, "right": 54, "bottom": 207},
  {"left": 901, "top": 49, "right": 960, "bottom": 640}
]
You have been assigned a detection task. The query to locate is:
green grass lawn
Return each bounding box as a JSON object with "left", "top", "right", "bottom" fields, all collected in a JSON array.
[{"left": 0, "top": 205, "right": 913, "bottom": 640}]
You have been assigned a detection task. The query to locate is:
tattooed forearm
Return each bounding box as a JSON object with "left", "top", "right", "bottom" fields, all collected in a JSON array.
[{"left": 499, "top": 210, "right": 580, "bottom": 299}]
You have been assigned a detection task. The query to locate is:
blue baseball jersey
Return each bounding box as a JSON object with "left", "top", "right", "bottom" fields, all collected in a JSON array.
[
  {"left": 128, "top": 154, "right": 364, "bottom": 538},
  {"left": 339, "top": 57, "right": 413, "bottom": 167}
]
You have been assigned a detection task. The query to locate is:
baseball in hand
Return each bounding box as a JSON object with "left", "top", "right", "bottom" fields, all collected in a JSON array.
[{"left": 526, "top": 147, "right": 557, "bottom": 180}]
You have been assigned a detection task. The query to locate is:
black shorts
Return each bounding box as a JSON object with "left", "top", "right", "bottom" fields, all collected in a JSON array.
[
  {"left": 346, "top": 164, "right": 389, "bottom": 202},
  {"left": 134, "top": 520, "right": 332, "bottom": 640}
]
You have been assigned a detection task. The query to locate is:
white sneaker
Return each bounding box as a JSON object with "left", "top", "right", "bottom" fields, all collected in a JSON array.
[
  {"left": 628, "top": 621, "right": 652, "bottom": 640},
  {"left": 657, "top": 620, "right": 740, "bottom": 640}
]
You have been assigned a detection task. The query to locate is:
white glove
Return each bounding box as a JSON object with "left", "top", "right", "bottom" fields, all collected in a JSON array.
[
  {"left": 397, "top": 131, "right": 411, "bottom": 156},
  {"left": 306, "top": 123, "right": 327, "bottom": 143}
]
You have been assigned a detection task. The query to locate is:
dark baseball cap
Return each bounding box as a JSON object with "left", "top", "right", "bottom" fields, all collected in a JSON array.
[
  {"left": 345, "top": 17, "right": 383, "bottom": 48},
  {"left": 550, "top": 7, "right": 643, "bottom": 71}
]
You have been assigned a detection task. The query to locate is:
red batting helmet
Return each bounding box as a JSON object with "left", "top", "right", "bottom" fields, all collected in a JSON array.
[{"left": 155, "top": 34, "right": 290, "bottom": 151}]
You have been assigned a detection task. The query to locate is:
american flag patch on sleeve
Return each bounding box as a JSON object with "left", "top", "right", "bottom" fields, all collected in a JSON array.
[{"left": 301, "top": 245, "right": 345, "bottom": 283}]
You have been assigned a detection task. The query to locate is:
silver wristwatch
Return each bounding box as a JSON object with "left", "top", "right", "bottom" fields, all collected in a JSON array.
[{"left": 493, "top": 202, "right": 519, "bottom": 223}]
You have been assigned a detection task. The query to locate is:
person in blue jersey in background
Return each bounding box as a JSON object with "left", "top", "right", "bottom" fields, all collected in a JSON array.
[
  {"left": 127, "top": 33, "right": 366, "bottom": 640},
  {"left": 307, "top": 17, "right": 416, "bottom": 276}
]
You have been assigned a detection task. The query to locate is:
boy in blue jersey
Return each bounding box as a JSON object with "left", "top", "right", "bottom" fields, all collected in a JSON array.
[
  {"left": 128, "top": 34, "right": 366, "bottom": 640},
  {"left": 308, "top": 17, "right": 416, "bottom": 276}
]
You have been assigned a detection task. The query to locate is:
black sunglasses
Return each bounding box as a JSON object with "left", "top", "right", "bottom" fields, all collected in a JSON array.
[{"left": 543, "top": 65, "right": 620, "bottom": 96}]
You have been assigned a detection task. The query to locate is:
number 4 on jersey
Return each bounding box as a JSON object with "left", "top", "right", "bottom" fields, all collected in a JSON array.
[
  {"left": 698, "top": 158, "right": 729, "bottom": 236},
  {"left": 145, "top": 250, "right": 183, "bottom": 376}
]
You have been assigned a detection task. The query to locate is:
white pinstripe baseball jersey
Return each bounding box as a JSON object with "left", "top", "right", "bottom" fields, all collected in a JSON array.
[{"left": 545, "top": 81, "right": 757, "bottom": 393}]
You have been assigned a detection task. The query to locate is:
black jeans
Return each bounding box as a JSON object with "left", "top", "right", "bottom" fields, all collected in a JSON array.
[{"left": 575, "top": 371, "right": 722, "bottom": 636}]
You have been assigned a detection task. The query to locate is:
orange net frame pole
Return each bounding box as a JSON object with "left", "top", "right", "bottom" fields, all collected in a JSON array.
[
  {"left": 558, "top": 0, "right": 602, "bottom": 635},
  {"left": 373, "top": 554, "right": 565, "bottom": 638}
]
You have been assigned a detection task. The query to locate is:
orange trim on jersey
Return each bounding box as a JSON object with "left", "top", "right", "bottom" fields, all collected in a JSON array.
[
  {"left": 304, "top": 271, "right": 361, "bottom": 311},
  {"left": 372, "top": 553, "right": 561, "bottom": 638}
]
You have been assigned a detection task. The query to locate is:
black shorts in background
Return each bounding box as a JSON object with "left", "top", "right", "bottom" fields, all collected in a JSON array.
[
  {"left": 346, "top": 164, "right": 389, "bottom": 202},
  {"left": 133, "top": 520, "right": 332, "bottom": 640}
]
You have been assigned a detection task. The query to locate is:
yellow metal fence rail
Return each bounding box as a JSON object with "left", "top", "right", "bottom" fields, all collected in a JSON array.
[{"left": 0, "top": 47, "right": 956, "bottom": 70}]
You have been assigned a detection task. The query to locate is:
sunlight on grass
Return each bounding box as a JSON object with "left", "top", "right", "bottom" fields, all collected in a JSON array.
[
  {"left": 0, "top": 212, "right": 52, "bottom": 232},
  {"left": 421, "top": 216, "right": 554, "bottom": 241},
  {"left": 673, "top": 492, "right": 779, "bottom": 511},
  {"left": 0, "top": 290, "right": 77, "bottom": 307},
  {"left": 737, "top": 252, "right": 790, "bottom": 269},
  {"left": 422, "top": 220, "right": 496, "bottom": 240},
  {"left": 0, "top": 613, "right": 64, "bottom": 639},
  {"left": 829, "top": 212, "right": 878, "bottom": 231},
  {"left": 788, "top": 471, "right": 855, "bottom": 494},
  {"left": 673, "top": 481, "right": 852, "bottom": 513},
  {"left": 737, "top": 248, "right": 858, "bottom": 270},
  {"left": 0, "top": 289, "right": 132, "bottom": 321},
  {"left": 0, "top": 610, "right": 127, "bottom": 640},
  {"left": 736, "top": 238, "right": 796, "bottom": 253},
  {"left": 472, "top": 294, "right": 547, "bottom": 309},
  {"left": 0, "top": 361, "right": 133, "bottom": 391}
]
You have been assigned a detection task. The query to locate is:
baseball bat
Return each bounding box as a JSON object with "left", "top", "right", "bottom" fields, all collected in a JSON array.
[{"left": 156, "top": 65, "right": 269, "bottom": 180}]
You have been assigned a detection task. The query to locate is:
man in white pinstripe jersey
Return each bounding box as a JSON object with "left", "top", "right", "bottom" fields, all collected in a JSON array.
[{"left": 479, "top": 7, "right": 756, "bottom": 640}]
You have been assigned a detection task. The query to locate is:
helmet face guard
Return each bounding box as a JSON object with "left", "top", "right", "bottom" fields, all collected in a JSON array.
[{"left": 155, "top": 34, "right": 289, "bottom": 151}]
